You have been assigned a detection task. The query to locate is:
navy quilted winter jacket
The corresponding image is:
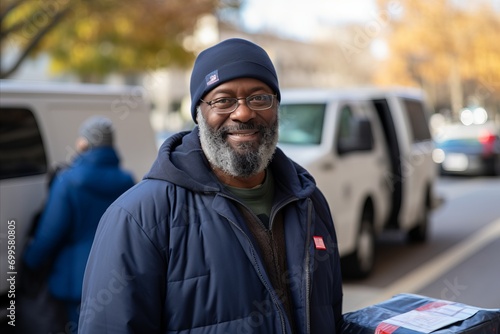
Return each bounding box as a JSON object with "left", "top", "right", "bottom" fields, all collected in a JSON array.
[{"left": 79, "top": 128, "right": 343, "bottom": 333}]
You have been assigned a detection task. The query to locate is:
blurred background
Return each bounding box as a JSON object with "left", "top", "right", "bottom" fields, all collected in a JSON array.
[
  {"left": 2, "top": 0, "right": 499, "bottom": 131},
  {"left": 1, "top": 0, "right": 500, "bottom": 317}
]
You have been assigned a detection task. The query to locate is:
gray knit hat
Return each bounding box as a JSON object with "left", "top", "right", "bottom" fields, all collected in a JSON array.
[{"left": 79, "top": 116, "right": 114, "bottom": 148}]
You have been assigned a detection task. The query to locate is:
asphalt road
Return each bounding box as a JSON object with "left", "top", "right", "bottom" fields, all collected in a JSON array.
[{"left": 343, "top": 175, "right": 500, "bottom": 312}]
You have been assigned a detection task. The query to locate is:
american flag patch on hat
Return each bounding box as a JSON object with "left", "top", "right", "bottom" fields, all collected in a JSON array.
[{"left": 206, "top": 70, "right": 219, "bottom": 86}]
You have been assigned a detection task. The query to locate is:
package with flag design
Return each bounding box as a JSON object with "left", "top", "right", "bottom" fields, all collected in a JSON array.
[{"left": 341, "top": 293, "right": 500, "bottom": 333}]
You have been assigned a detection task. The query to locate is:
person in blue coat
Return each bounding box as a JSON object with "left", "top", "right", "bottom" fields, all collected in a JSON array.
[
  {"left": 23, "top": 116, "right": 135, "bottom": 331},
  {"left": 79, "top": 38, "right": 343, "bottom": 333}
]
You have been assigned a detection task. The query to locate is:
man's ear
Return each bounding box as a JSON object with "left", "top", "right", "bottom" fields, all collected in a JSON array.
[{"left": 76, "top": 137, "right": 89, "bottom": 153}]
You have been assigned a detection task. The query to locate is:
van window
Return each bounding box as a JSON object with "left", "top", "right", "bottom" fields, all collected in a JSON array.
[
  {"left": 278, "top": 104, "right": 325, "bottom": 145},
  {"left": 403, "top": 99, "right": 431, "bottom": 142},
  {"left": 0, "top": 108, "right": 47, "bottom": 179},
  {"left": 337, "top": 105, "right": 354, "bottom": 142}
]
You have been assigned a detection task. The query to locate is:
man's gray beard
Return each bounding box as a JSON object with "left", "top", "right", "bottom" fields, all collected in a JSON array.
[{"left": 198, "top": 110, "right": 279, "bottom": 178}]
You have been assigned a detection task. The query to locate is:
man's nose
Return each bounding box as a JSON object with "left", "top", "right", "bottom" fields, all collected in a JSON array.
[{"left": 229, "top": 100, "right": 256, "bottom": 122}]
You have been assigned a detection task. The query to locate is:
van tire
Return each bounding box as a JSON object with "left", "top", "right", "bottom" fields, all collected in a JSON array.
[{"left": 341, "top": 207, "right": 375, "bottom": 279}]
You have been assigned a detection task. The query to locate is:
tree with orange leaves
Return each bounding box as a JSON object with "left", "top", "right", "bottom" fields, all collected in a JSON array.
[{"left": 375, "top": 0, "right": 500, "bottom": 118}]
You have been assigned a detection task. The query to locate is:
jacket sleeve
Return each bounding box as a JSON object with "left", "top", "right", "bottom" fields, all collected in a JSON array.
[
  {"left": 78, "top": 203, "right": 167, "bottom": 334},
  {"left": 23, "top": 173, "right": 72, "bottom": 269}
]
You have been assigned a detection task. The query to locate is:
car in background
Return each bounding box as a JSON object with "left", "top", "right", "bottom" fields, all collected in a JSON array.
[
  {"left": 278, "top": 87, "right": 437, "bottom": 278},
  {"left": 433, "top": 122, "right": 500, "bottom": 176}
]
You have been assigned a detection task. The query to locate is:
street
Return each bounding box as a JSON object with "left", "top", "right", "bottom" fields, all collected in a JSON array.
[{"left": 343, "top": 175, "right": 500, "bottom": 312}]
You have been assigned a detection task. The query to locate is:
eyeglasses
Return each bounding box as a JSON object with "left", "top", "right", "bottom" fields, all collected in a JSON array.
[{"left": 200, "top": 94, "right": 276, "bottom": 114}]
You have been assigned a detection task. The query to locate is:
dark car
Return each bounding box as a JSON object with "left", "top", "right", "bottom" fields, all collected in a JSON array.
[{"left": 433, "top": 122, "right": 500, "bottom": 176}]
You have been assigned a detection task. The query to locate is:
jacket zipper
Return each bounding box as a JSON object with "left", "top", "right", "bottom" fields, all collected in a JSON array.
[
  {"left": 220, "top": 193, "right": 314, "bottom": 333},
  {"left": 218, "top": 194, "right": 291, "bottom": 334},
  {"left": 269, "top": 195, "right": 313, "bottom": 334},
  {"left": 304, "top": 198, "right": 313, "bottom": 334}
]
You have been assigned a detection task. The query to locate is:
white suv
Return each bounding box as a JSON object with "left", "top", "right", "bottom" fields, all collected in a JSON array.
[{"left": 278, "top": 87, "right": 437, "bottom": 278}]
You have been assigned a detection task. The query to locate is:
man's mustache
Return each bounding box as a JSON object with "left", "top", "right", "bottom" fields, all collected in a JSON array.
[{"left": 219, "top": 122, "right": 265, "bottom": 137}]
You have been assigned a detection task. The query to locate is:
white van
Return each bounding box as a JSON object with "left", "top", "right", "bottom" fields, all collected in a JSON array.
[
  {"left": 278, "top": 87, "right": 437, "bottom": 278},
  {"left": 0, "top": 80, "right": 158, "bottom": 303}
]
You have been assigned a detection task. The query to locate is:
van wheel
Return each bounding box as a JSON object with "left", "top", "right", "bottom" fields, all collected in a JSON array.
[
  {"left": 407, "top": 191, "right": 430, "bottom": 243},
  {"left": 341, "top": 209, "right": 375, "bottom": 279}
]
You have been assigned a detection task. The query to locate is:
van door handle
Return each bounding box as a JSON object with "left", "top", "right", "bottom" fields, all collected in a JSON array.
[{"left": 321, "top": 162, "right": 335, "bottom": 171}]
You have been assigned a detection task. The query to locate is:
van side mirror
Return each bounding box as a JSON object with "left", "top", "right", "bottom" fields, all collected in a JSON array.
[{"left": 337, "top": 118, "right": 374, "bottom": 155}]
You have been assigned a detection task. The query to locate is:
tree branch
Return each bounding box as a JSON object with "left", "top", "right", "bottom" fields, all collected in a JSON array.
[
  {"left": 0, "top": 3, "right": 73, "bottom": 78},
  {"left": 0, "top": 19, "right": 26, "bottom": 39},
  {"left": 0, "top": 0, "right": 28, "bottom": 24}
]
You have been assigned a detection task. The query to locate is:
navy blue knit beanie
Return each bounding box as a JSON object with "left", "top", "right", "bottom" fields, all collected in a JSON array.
[{"left": 190, "top": 38, "right": 280, "bottom": 123}]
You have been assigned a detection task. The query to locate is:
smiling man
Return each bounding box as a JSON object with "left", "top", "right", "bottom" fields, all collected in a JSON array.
[{"left": 79, "top": 38, "right": 343, "bottom": 334}]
